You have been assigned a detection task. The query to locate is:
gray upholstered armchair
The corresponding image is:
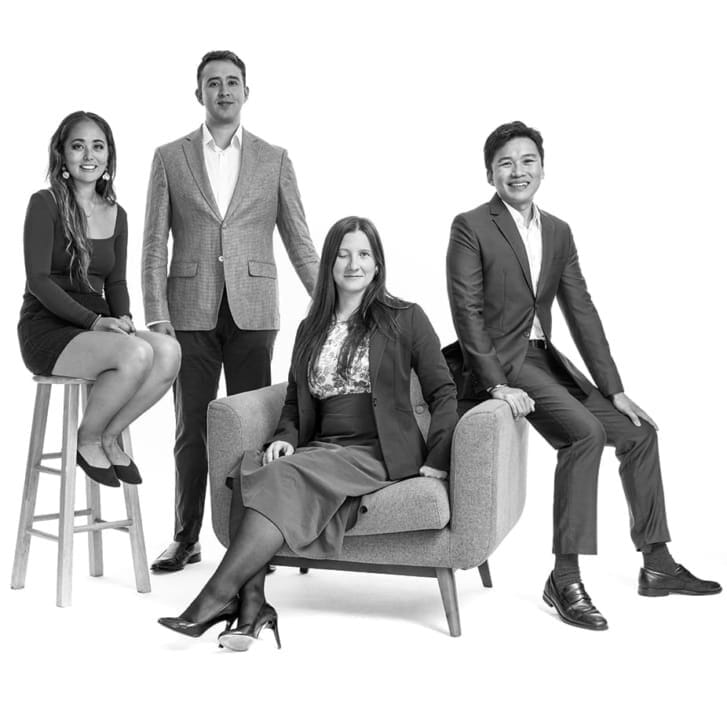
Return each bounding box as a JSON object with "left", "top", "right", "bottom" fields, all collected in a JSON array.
[{"left": 207, "top": 374, "right": 528, "bottom": 636}]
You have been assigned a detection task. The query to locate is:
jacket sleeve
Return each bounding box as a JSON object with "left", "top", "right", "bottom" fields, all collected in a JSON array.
[
  {"left": 24, "top": 191, "right": 99, "bottom": 329},
  {"left": 141, "top": 149, "right": 172, "bottom": 325},
  {"left": 271, "top": 321, "right": 306, "bottom": 447},
  {"left": 104, "top": 206, "right": 131, "bottom": 318},
  {"left": 275, "top": 150, "right": 319, "bottom": 295},
  {"left": 556, "top": 227, "right": 624, "bottom": 397},
  {"left": 409, "top": 304, "right": 459, "bottom": 472},
  {"left": 446, "top": 213, "right": 508, "bottom": 393}
]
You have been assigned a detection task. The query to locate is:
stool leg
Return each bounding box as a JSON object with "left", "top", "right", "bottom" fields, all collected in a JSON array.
[
  {"left": 81, "top": 384, "right": 103, "bottom": 577},
  {"left": 57, "top": 384, "right": 80, "bottom": 607},
  {"left": 11, "top": 383, "right": 52, "bottom": 590},
  {"left": 120, "top": 428, "right": 150, "bottom": 594}
]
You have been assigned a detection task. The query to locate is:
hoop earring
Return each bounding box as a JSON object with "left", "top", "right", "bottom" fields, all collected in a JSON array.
[
  {"left": 102, "top": 171, "right": 110, "bottom": 181},
  {"left": 61, "top": 167, "right": 70, "bottom": 180}
]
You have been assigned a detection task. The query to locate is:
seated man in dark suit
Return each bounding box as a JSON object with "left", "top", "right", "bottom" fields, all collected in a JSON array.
[{"left": 446, "top": 120, "right": 721, "bottom": 630}]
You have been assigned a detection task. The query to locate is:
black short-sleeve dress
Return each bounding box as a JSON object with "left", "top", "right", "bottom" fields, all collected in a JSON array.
[{"left": 17, "top": 189, "right": 131, "bottom": 376}]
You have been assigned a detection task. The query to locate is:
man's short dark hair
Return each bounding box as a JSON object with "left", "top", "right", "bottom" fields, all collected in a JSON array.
[
  {"left": 484, "top": 121, "right": 544, "bottom": 175},
  {"left": 197, "top": 50, "right": 247, "bottom": 88}
]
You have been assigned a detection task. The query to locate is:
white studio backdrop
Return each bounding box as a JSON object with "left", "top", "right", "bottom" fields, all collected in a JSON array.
[{"left": 0, "top": 1, "right": 724, "bottom": 724}]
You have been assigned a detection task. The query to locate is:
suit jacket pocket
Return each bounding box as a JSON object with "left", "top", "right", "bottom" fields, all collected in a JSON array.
[
  {"left": 248, "top": 260, "right": 277, "bottom": 279},
  {"left": 169, "top": 261, "right": 199, "bottom": 278}
]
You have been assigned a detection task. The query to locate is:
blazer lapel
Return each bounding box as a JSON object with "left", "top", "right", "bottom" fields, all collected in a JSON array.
[
  {"left": 181, "top": 127, "right": 222, "bottom": 221},
  {"left": 536, "top": 211, "right": 556, "bottom": 298},
  {"left": 489, "top": 194, "right": 534, "bottom": 294},
  {"left": 224, "top": 128, "right": 259, "bottom": 221},
  {"left": 368, "top": 328, "right": 387, "bottom": 389}
]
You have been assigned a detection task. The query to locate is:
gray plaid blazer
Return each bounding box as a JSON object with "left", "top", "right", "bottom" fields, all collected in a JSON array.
[{"left": 142, "top": 127, "right": 319, "bottom": 330}]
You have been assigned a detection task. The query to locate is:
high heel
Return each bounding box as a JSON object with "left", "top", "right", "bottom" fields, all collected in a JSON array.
[
  {"left": 76, "top": 451, "right": 120, "bottom": 487},
  {"left": 158, "top": 597, "right": 239, "bottom": 638},
  {"left": 217, "top": 602, "right": 281, "bottom": 651},
  {"left": 112, "top": 458, "right": 142, "bottom": 485}
]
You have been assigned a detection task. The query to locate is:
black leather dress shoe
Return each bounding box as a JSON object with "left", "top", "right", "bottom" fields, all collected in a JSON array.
[
  {"left": 638, "top": 564, "right": 722, "bottom": 597},
  {"left": 543, "top": 572, "right": 608, "bottom": 631},
  {"left": 150, "top": 541, "right": 201, "bottom": 573}
]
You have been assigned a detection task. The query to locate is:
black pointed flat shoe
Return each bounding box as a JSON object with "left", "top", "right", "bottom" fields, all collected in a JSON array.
[
  {"left": 76, "top": 451, "right": 120, "bottom": 487},
  {"left": 113, "top": 458, "right": 142, "bottom": 484}
]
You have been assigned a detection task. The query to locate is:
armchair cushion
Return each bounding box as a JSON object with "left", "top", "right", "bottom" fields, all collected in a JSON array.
[{"left": 346, "top": 476, "right": 450, "bottom": 537}]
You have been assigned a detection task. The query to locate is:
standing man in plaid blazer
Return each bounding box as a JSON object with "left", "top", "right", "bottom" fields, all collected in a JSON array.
[{"left": 142, "top": 50, "right": 319, "bottom": 572}]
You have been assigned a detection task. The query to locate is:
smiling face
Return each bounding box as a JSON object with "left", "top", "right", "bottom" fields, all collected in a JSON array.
[
  {"left": 332, "top": 230, "right": 378, "bottom": 299},
  {"left": 196, "top": 59, "right": 248, "bottom": 126},
  {"left": 488, "top": 136, "right": 544, "bottom": 213},
  {"left": 62, "top": 120, "right": 109, "bottom": 186}
]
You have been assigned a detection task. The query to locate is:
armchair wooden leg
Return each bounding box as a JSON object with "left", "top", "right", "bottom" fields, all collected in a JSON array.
[
  {"left": 435, "top": 567, "right": 461, "bottom": 637},
  {"left": 478, "top": 560, "right": 492, "bottom": 588}
]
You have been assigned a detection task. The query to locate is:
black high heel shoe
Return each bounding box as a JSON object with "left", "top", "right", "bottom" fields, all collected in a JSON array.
[
  {"left": 217, "top": 602, "right": 281, "bottom": 651},
  {"left": 112, "top": 457, "right": 142, "bottom": 485},
  {"left": 76, "top": 451, "right": 120, "bottom": 488},
  {"left": 158, "top": 597, "right": 240, "bottom": 638}
]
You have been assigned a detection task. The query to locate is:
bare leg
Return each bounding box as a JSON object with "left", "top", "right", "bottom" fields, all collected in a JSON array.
[
  {"left": 100, "top": 331, "right": 181, "bottom": 464},
  {"left": 180, "top": 508, "right": 284, "bottom": 623},
  {"left": 52, "top": 332, "right": 153, "bottom": 467}
]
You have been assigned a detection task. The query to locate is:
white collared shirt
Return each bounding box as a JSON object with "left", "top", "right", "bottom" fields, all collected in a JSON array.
[
  {"left": 202, "top": 124, "right": 242, "bottom": 218},
  {"left": 501, "top": 198, "right": 545, "bottom": 340}
]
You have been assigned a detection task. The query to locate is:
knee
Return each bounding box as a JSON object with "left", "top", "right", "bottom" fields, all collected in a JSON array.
[
  {"left": 154, "top": 337, "right": 182, "bottom": 383},
  {"left": 620, "top": 419, "right": 658, "bottom": 453},
  {"left": 120, "top": 339, "right": 154, "bottom": 377},
  {"left": 579, "top": 419, "right": 607, "bottom": 450}
]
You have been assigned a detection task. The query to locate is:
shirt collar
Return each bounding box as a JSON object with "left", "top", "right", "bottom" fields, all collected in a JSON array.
[
  {"left": 202, "top": 124, "right": 243, "bottom": 151},
  {"left": 501, "top": 196, "right": 541, "bottom": 230}
]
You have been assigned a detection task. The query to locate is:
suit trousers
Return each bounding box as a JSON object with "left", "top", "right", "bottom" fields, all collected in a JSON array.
[
  {"left": 509, "top": 346, "right": 671, "bottom": 554},
  {"left": 173, "top": 290, "right": 277, "bottom": 543}
]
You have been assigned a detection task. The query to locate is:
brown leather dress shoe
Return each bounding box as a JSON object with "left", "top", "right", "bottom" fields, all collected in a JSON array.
[
  {"left": 543, "top": 572, "right": 608, "bottom": 631},
  {"left": 150, "top": 541, "right": 201, "bottom": 572},
  {"left": 638, "top": 565, "right": 722, "bottom": 597}
]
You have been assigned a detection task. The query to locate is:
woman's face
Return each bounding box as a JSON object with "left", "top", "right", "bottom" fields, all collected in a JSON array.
[
  {"left": 332, "top": 230, "right": 378, "bottom": 298},
  {"left": 62, "top": 120, "right": 109, "bottom": 186}
]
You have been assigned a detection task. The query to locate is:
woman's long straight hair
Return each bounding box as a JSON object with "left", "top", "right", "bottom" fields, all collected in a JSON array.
[
  {"left": 292, "top": 216, "right": 405, "bottom": 379},
  {"left": 47, "top": 111, "right": 117, "bottom": 290}
]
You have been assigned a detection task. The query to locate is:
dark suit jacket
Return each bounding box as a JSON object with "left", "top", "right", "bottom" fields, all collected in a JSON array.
[
  {"left": 273, "top": 302, "right": 458, "bottom": 480},
  {"left": 446, "top": 194, "right": 623, "bottom": 400}
]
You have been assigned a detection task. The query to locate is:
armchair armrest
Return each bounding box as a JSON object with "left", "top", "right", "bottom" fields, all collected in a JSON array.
[
  {"left": 448, "top": 399, "right": 528, "bottom": 568},
  {"left": 207, "top": 383, "right": 287, "bottom": 545}
]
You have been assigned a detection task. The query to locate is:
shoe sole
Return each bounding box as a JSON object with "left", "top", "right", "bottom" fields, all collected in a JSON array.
[
  {"left": 542, "top": 592, "right": 609, "bottom": 631},
  {"left": 638, "top": 585, "right": 723, "bottom": 597},
  {"left": 150, "top": 553, "right": 202, "bottom": 573},
  {"left": 218, "top": 633, "right": 256, "bottom": 651}
]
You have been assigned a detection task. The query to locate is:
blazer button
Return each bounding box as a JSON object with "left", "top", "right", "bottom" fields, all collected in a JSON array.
[
  {"left": 359, "top": 505, "right": 368, "bottom": 514},
  {"left": 372, "top": 397, "right": 377, "bottom": 407},
  {"left": 522, "top": 331, "right": 529, "bottom": 338},
  {"left": 218, "top": 255, "right": 224, "bottom": 262},
  {"left": 415, "top": 404, "right": 425, "bottom": 414}
]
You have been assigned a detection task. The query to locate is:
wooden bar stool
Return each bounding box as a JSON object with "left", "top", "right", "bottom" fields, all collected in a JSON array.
[{"left": 11, "top": 375, "right": 151, "bottom": 606}]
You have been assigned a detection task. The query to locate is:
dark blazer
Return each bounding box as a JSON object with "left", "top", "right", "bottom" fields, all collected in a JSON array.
[
  {"left": 273, "top": 302, "right": 458, "bottom": 480},
  {"left": 446, "top": 194, "right": 623, "bottom": 400}
]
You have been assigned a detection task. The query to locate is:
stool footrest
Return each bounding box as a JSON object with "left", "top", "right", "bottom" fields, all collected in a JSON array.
[
  {"left": 29, "top": 528, "right": 59, "bottom": 542},
  {"left": 36, "top": 465, "right": 62, "bottom": 476},
  {"left": 40, "top": 452, "right": 63, "bottom": 460},
  {"left": 34, "top": 509, "right": 92, "bottom": 522},
  {"left": 74, "top": 519, "right": 132, "bottom": 534}
]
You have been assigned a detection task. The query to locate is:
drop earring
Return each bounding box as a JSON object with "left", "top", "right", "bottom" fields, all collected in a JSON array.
[
  {"left": 102, "top": 170, "right": 110, "bottom": 181},
  {"left": 61, "top": 167, "right": 70, "bottom": 180}
]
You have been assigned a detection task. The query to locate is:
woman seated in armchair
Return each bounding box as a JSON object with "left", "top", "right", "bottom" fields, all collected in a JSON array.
[{"left": 159, "top": 215, "right": 458, "bottom": 650}]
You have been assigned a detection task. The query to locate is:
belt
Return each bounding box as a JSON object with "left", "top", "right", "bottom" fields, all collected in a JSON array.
[{"left": 528, "top": 339, "right": 547, "bottom": 349}]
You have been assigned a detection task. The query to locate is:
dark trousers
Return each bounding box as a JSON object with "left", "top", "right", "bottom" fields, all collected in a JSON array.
[
  {"left": 464, "top": 347, "right": 671, "bottom": 555},
  {"left": 173, "top": 292, "right": 276, "bottom": 543}
]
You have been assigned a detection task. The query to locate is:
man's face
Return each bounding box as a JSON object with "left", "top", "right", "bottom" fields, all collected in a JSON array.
[
  {"left": 196, "top": 60, "right": 248, "bottom": 125},
  {"left": 488, "top": 136, "right": 543, "bottom": 212}
]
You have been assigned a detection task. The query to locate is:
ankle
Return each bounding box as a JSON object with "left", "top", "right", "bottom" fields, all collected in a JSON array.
[
  {"left": 643, "top": 543, "right": 677, "bottom": 574},
  {"left": 554, "top": 554, "right": 581, "bottom": 589}
]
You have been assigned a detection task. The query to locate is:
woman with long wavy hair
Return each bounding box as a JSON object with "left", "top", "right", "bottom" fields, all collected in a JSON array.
[
  {"left": 159, "top": 215, "right": 458, "bottom": 650},
  {"left": 18, "top": 111, "right": 181, "bottom": 487}
]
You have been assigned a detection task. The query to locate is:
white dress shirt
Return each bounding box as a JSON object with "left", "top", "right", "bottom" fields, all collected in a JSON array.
[
  {"left": 502, "top": 198, "right": 545, "bottom": 340},
  {"left": 202, "top": 123, "right": 242, "bottom": 218}
]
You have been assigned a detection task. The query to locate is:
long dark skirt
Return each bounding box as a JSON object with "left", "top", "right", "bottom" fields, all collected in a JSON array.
[
  {"left": 238, "top": 393, "right": 395, "bottom": 558},
  {"left": 17, "top": 292, "right": 109, "bottom": 376}
]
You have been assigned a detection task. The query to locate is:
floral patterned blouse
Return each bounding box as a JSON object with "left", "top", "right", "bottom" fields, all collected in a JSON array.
[{"left": 308, "top": 320, "right": 371, "bottom": 399}]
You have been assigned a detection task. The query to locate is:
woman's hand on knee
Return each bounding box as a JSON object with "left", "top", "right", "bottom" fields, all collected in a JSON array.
[
  {"left": 91, "top": 316, "right": 131, "bottom": 335},
  {"left": 263, "top": 441, "right": 294, "bottom": 464}
]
